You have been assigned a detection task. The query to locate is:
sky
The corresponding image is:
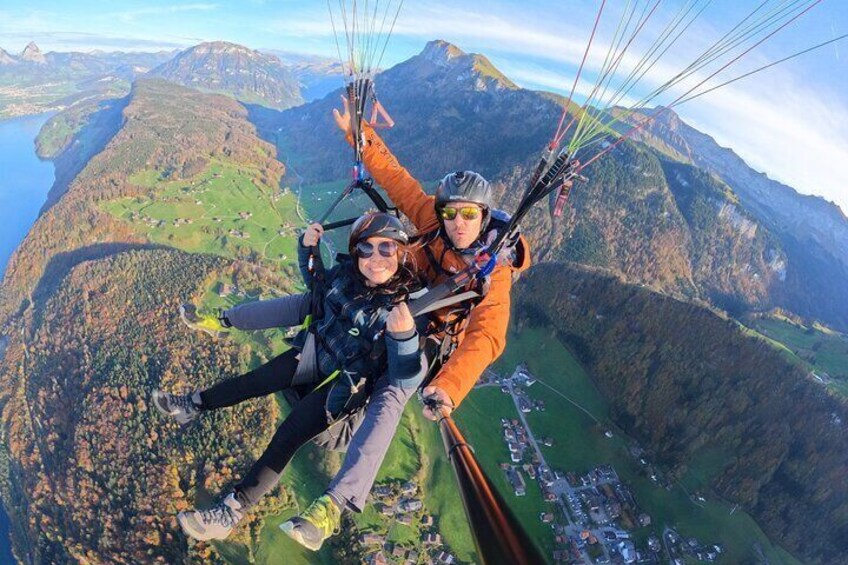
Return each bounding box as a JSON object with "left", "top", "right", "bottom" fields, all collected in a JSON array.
[{"left": 1, "top": 0, "right": 846, "bottom": 214}]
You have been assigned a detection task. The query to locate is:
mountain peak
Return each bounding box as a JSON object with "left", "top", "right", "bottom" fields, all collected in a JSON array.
[
  {"left": 190, "top": 41, "right": 266, "bottom": 57},
  {"left": 420, "top": 40, "right": 466, "bottom": 65},
  {"left": 0, "top": 47, "right": 17, "bottom": 66},
  {"left": 21, "top": 41, "right": 46, "bottom": 64},
  {"left": 150, "top": 41, "right": 301, "bottom": 109},
  {"left": 413, "top": 39, "right": 517, "bottom": 91}
]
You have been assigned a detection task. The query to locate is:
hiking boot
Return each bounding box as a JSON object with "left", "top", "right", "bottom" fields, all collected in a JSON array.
[
  {"left": 178, "top": 493, "right": 243, "bottom": 541},
  {"left": 279, "top": 494, "right": 341, "bottom": 551},
  {"left": 180, "top": 303, "right": 228, "bottom": 338},
  {"left": 152, "top": 390, "right": 202, "bottom": 424}
]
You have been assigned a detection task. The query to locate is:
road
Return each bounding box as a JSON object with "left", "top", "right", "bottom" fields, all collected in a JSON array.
[
  {"left": 276, "top": 137, "right": 337, "bottom": 258},
  {"left": 503, "top": 367, "right": 616, "bottom": 564},
  {"left": 506, "top": 368, "right": 609, "bottom": 563}
]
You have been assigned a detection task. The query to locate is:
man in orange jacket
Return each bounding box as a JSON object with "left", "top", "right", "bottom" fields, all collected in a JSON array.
[
  {"left": 280, "top": 101, "right": 530, "bottom": 551},
  {"left": 335, "top": 101, "right": 531, "bottom": 416}
]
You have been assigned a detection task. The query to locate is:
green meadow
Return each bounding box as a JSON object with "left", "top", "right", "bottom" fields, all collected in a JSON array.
[
  {"left": 102, "top": 160, "right": 301, "bottom": 266},
  {"left": 743, "top": 315, "right": 848, "bottom": 398},
  {"left": 456, "top": 326, "right": 801, "bottom": 565}
]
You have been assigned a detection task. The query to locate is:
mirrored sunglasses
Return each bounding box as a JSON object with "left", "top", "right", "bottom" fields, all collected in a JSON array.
[
  {"left": 355, "top": 240, "right": 399, "bottom": 258},
  {"left": 439, "top": 206, "right": 482, "bottom": 221}
]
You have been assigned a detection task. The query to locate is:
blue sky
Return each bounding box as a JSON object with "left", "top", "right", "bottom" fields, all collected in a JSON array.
[{"left": 1, "top": 1, "right": 846, "bottom": 214}]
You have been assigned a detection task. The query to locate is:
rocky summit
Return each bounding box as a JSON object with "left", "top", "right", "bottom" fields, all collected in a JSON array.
[{"left": 150, "top": 41, "right": 303, "bottom": 109}]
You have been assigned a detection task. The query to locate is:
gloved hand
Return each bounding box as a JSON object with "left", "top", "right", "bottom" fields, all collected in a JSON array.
[
  {"left": 179, "top": 304, "right": 229, "bottom": 338},
  {"left": 421, "top": 386, "right": 454, "bottom": 421}
]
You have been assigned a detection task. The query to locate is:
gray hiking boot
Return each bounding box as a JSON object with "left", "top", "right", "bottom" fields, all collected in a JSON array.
[
  {"left": 178, "top": 493, "right": 244, "bottom": 541},
  {"left": 152, "top": 390, "right": 202, "bottom": 424}
]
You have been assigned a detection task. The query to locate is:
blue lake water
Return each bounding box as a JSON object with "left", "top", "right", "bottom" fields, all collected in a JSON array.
[
  {"left": 0, "top": 112, "right": 55, "bottom": 564},
  {"left": 0, "top": 113, "right": 56, "bottom": 275}
]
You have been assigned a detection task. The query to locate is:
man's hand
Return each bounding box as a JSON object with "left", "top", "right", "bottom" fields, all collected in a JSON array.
[
  {"left": 332, "top": 95, "right": 352, "bottom": 137},
  {"left": 302, "top": 223, "right": 324, "bottom": 247},
  {"left": 386, "top": 302, "right": 414, "bottom": 335},
  {"left": 422, "top": 386, "right": 454, "bottom": 421}
]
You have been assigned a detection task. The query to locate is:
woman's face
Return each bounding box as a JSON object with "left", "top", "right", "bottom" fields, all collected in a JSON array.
[{"left": 356, "top": 236, "right": 400, "bottom": 286}]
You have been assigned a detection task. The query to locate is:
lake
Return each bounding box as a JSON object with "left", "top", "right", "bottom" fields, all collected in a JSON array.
[
  {"left": 0, "top": 112, "right": 55, "bottom": 564},
  {"left": 0, "top": 113, "right": 56, "bottom": 275}
]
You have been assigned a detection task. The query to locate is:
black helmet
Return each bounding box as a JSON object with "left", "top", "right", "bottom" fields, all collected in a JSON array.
[
  {"left": 435, "top": 171, "right": 493, "bottom": 210},
  {"left": 348, "top": 212, "right": 409, "bottom": 256}
]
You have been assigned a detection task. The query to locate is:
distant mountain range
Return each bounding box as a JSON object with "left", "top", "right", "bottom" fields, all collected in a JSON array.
[
  {"left": 0, "top": 42, "right": 173, "bottom": 118},
  {"left": 264, "top": 49, "right": 346, "bottom": 102},
  {"left": 0, "top": 41, "right": 345, "bottom": 118}
]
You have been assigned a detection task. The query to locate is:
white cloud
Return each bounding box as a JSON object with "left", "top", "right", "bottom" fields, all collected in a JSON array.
[{"left": 111, "top": 3, "right": 220, "bottom": 24}]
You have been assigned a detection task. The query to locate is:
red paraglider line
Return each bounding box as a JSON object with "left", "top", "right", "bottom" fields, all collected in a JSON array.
[
  {"left": 550, "top": 0, "right": 607, "bottom": 150},
  {"left": 575, "top": 0, "right": 823, "bottom": 174},
  {"left": 559, "top": 0, "right": 664, "bottom": 149}
]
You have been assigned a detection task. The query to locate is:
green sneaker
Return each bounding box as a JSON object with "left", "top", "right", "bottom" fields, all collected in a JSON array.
[
  {"left": 279, "top": 495, "right": 341, "bottom": 551},
  {"left": 179, "top": 304, "right": 228, "bottom": 337}
]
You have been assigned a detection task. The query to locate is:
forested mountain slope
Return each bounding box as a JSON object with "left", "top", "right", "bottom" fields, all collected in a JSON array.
[
  {"left": 514, "top": 263, "right": 848, "bottom": 564},
  {"left": 0, "top": 78, "right": 298, "bottom": 563},
  {"left": 150, "top": 42, "right": 303, "bottom": 110}
]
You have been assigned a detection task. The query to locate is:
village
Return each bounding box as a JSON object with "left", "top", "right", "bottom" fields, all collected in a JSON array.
[
  {"left": 355, "top": 478, "right": 463, "bottom": 565},
  {"left": 485, "top": 366, "right": 724, "bottom": 564}
]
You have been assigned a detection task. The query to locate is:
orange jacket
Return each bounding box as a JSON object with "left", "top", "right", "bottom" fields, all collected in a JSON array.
[{"left": 353, "top": 127, "right": 531, "bottom": 407}]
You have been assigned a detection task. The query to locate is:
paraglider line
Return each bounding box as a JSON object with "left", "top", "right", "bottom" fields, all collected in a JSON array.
[{"left": 551, "top": 0, "right": 607, "bottom": 149}]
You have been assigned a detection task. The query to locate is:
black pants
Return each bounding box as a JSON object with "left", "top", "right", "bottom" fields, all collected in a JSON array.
[
  {"left": 200, "top": 348, "right": 304, "bottom": 409},
  {"left": 199, "top": 349, "right": 333, "bottom": 508}
]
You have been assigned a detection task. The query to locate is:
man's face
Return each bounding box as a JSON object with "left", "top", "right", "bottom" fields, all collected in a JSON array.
[{"left": 440, "top": 200, "right": 484, "bottom": 250}]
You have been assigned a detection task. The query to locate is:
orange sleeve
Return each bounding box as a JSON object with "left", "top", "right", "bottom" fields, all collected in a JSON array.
[
  {"left": 349, "top": 127, "right": 440, "bottom": 233},
  {"left": 430, "top": 265, "right": 513, "bottom": 407}
]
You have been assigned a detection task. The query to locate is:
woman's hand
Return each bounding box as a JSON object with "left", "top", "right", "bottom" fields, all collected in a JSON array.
[
  {"left": 302, "top": 223, "right": 324, "bottom": 247},
  {"left": 386, "top": 302, "right": 414, "bottom": 335},
  {"left": 332, "top": 95, "right": 352, "bottom": 137}
]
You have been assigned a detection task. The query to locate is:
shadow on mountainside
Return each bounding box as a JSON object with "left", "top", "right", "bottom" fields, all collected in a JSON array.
[
  {"left": 39, "top": 95, "right": 130, "bottom": 216},
  {"left": 28, "top": 242, "right": 169, "bottom": 326}
]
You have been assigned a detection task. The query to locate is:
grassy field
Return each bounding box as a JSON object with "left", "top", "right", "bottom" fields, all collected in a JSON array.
[
  {"left": 458, "top": 326, "right": 802, "bottom": 565},
  {"left": 455, "top": 388, "right": 556, "bottom": 558},
  {"left": 102, "top": 160, "right": 302, "bottom": 267},
  {"left": 744, "top": 315, "right": 848, "bottom": 397}
]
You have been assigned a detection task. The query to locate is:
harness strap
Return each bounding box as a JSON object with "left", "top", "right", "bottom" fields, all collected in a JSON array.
[
  {"left": 424, "top": 241, "right": 452, "bottom": 277},
  {"left": 410, "top": 290, "right": 482, "bottom": 317},
  {"left": 312, "top": 369, "right": 341, "bottom": 393}
]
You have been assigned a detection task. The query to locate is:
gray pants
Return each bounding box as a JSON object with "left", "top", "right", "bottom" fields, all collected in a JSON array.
[{"left": 326, "top": 373, "right": 419, "bottom": 512}]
